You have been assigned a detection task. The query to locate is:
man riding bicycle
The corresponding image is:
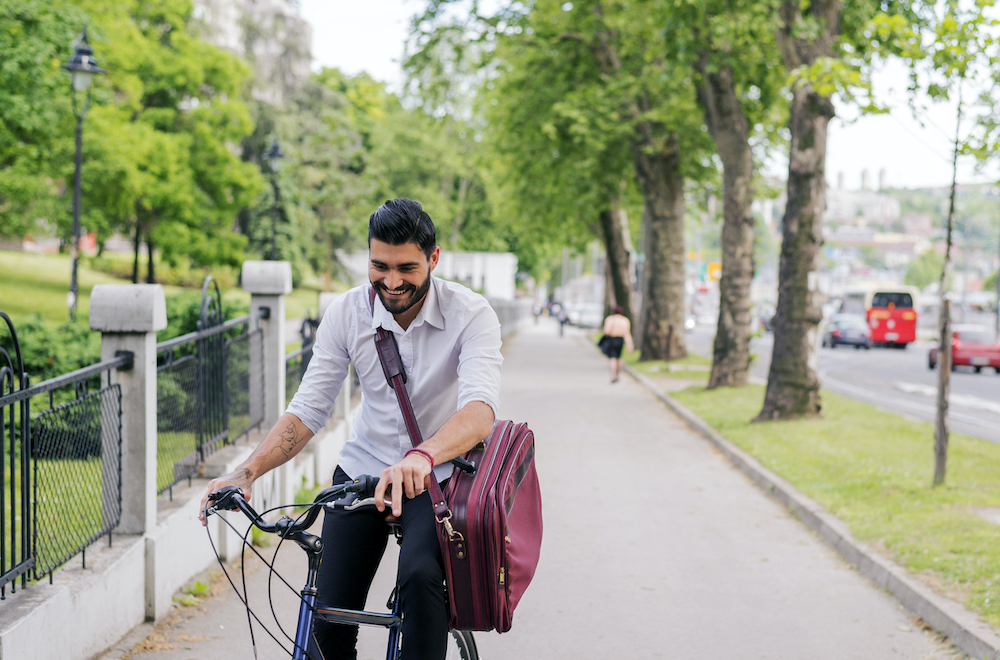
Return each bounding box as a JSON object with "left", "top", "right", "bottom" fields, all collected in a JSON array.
[{"left": 200, "top": 198, "right": 503, "bottom": 659}]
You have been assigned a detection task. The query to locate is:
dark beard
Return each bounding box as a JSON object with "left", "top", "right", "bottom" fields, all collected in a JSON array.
[{"left": 374, "top": 274, "right": 431, "bottom": 317}]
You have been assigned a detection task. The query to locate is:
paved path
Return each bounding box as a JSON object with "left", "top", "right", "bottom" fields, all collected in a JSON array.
[{"left": 106, "top": 318, "right": 962, "bottom": 659}]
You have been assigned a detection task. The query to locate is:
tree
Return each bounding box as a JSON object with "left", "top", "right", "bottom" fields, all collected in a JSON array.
[
  {"left": 0, "top": 0, "right": 87, "bottom": 239},
  {"left": 906, "top": 0, "right": 999, "bottom": 485},
  {"left": 60, "top": 0, "right": 263, "bottom": 282},
  {"left": 280, "top": 72, "right": 372, "bottom": 287},
  {"left": 467, "top": 0, "right": 640, "bottom": 314},
  {"left": 410, "top": 0, "right": 715, "bottom": 357},
  {"left": 667, "top": 0, "right": 786, "bottom": 386},
  {"left": 755, "top": 1, "right": 913, "bottom": 420}
]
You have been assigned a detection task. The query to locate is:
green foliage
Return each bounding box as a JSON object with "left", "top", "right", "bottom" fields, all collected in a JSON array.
[
  {"left": 984, "top": 269, "right": 997, "bottom": 293},
  {"left": 0, "top": 0, "right": 87, "bottom": 237},
  {"left": 905, "top": 249, "right": 944, "bottom": 290},
  {"left": 157, "top": 289, "right": 249, "bottom": 343},
  {"left": 0, "top": 313, "right": 100, "bottom": 383},
  {"left": 186, "top": 579, "right": 211, "bottom": 598},
  {"left": 87, "top": 253, "right": 239, "bottom": 289},
  {"left": 1, "top": 0, "right": 265, "bottom": 276}
]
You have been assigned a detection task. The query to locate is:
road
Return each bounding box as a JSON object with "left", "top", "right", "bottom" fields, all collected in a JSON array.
[{"left": 686, "top": 322, "right": 1000, "bottom": 444}]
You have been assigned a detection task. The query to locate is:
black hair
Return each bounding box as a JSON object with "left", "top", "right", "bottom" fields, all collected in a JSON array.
[{"left": 368, "top": 198, "right": 437, "bottom": 259}]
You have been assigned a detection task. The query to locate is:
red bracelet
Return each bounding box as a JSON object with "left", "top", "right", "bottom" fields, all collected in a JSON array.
[{"left": 405, "top": 448, "right": 435, "bottom": 468}]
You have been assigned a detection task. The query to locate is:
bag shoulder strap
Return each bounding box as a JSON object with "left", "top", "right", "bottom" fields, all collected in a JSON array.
[{"left": 369, "top": 288, "right": 456, "bottom": 528}]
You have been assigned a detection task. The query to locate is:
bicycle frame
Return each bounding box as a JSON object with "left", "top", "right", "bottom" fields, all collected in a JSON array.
[{"left": 292, "top": 523, "right": 405, "bottom": 660}]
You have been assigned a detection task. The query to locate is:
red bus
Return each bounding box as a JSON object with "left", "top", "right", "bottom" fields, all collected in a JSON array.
[{"left": 839, "top": 286, "right": 919, "bottom": 348}]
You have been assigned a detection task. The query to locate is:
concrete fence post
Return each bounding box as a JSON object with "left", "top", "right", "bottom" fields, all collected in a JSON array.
[
  {"left": 89, "top": 284, "right": 167, "bottom": 536},
  {"left": 241, "top": 261, "right": 293, "bottom": 428}
]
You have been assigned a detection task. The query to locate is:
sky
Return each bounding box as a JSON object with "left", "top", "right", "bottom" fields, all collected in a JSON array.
[{"left": 299, "top": 0, "right": 998, "bottom": 191}]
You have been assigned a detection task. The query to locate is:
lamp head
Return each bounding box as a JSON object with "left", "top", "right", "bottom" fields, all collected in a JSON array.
[
  {"left": 62, "top": 27, "right": 106, "bottom": 92},
  {"left": 264, "top": 137, "right": 285, "bottom": 171}
]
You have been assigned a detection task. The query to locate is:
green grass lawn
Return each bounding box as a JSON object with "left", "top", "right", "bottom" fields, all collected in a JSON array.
[
  {"left": 671, "top": 383, "right": 1000, "bottom": 628},
  {"left": 0, "top": 249, "right": 339, "bottom": 343},
  {"left": 0, "top": 250, "right": 137, "bottom": 324},
  {"left": 623, "top": 348, "right": 712, "bottom": 382}
]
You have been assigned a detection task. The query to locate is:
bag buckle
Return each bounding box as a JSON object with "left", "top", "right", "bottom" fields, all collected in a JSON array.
[{"left": 437, "top": 511, "right": 465, "bottom": 543}]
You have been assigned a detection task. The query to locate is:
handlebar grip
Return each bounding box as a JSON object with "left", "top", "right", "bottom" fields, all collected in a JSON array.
[
  {"left": 208, "top": 485, "right": 244, "bottom": 511},
  {"left": 347, "top": 474, "right": 378, "bottom": 498}
]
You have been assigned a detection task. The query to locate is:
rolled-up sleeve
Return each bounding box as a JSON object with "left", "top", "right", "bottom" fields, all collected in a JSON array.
[
  {"left": 285, "top": 297, "right": 353, "bottom": 434},
  {"left": 455, "top": 300, "right": 503, "bottom": 419}
]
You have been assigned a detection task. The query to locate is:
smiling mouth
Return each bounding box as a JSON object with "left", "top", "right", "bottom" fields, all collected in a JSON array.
[{"left": 380, "top": 285, "right": 411, "bottom": 296}]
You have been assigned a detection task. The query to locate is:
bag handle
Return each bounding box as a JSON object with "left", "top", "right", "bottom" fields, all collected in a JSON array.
[{"left": 369, "top": 288, "right": 464, "bottom": 543}]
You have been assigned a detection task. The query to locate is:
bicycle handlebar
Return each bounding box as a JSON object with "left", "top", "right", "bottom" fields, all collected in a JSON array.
[{"left": 205, "top": 474, "right": 379, "bottom": 537}]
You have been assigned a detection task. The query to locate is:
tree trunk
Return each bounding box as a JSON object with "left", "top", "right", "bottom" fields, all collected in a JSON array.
[
  {"left": 604, "top": 264, "right": 616, "bottom": 316},
  {"left": 756, "top": 0, "right": 839, "bottom": 421},
  {"left": 934, "top": 299, "right": 952, "bottom": 485},
  {"left": 452, "top": 176, "right": 470, "bottom": 247},
  {"left": 132, "top": 224, "right": 141, "bottom": 284},
  {"left": 598, "top": 197, "right": 634, "bottom": 322},
  {"left": 934, "top": 91, "right": 962, "bottom": 486},
  {"left": 755, "top": 85, "right": 832, "bottom": 420},
  {"left": 694, "top": 60, "right": 755, "bottom": 388},
  {"left": 634, "top": 133, "right": 687, "bottom": 361},
  {"left": 146, "top": 238, "right": 156, "bottom": 284},
  {"left": 591, "top": 5, "right": 687, "bottom": 361}
]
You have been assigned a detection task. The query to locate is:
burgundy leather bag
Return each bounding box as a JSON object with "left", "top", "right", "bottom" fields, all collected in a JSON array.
[{"left": 373, "top": 320, "right": 543, "bottom": 632}]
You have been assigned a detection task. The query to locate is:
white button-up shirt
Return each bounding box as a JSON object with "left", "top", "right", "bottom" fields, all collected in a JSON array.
[{"left": 285, "top": 276, "right": 503, "bottom": 482}]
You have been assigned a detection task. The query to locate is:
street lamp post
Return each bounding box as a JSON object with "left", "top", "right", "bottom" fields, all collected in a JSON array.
[
  {"left": 62, "top": 27, "right": 105, "bottom": 321},
  {"left": 262, "top": 137, "right": 285, "bottom": 261}
]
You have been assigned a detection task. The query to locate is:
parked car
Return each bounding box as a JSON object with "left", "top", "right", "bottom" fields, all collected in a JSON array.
[
  {"left": 928, "top": 324, "right": 1000, "bottom": 373},
  {"left": 821, "top": 314, "right": 872, "bottom": 349}
]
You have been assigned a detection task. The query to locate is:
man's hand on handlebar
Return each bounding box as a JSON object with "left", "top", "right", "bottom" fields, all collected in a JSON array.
[
  {"left": 375, "top": 452, "right": 433, "bottom": 519},
  {"left": 199, "top": 467, "right": 253, "bottom": 526}
]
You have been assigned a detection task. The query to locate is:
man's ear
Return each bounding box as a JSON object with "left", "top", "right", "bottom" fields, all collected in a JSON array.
[{"left": 428, "top": 246, "right": 440, "bottom": 272}]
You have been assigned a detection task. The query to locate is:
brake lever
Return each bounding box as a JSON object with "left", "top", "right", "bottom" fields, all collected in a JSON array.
[
  {"left": 343, "top": 496, "right": 378, "bottom": 511},
  {"left": 207, "top": 485, "right": 244, "bottom": 513}
]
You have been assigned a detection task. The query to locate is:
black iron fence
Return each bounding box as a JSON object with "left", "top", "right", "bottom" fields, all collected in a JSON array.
[
  {"left": 155, "top": 278, "right": 264, "bottom": 496},
  {"left": 0, "top": 312, "right": 130, "bottom": 597},
  {"left": 285, "top": 313, "right": 318, "bottom": 406},
  {"left": 284, "top": 311, "right": 361, "bottom": 424}
]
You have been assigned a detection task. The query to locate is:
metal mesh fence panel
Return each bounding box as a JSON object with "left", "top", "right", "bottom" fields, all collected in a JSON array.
[
  {"left": 284, "top": 346, "right": 311, "bottom": 407},
  {"left": 227, "top": 327, "right": 264, "bottom": 443},
  {"left": 198, "top": 331, "right": 228, "bottom": 459},
  {"left": 156, "top": 351, "right": 198, "bottom": 495},
  {"left": 31, "top": 385, "right": 121, "bottom": 578}
]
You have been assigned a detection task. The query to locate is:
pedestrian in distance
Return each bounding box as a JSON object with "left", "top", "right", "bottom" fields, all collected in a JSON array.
[
  {"left": 600, "top": 306, "right": 634, "bottom": 383},
  {"left": 556, "top": 305, "right": 568, "bottom": 337},
  {"left": 199, "top": 198, "right": 503, "bottom": 660}
]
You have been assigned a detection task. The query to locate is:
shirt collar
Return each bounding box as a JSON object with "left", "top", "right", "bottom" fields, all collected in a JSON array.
[{"left": 370, "top": 276, "right": 446, "bottom": 333}]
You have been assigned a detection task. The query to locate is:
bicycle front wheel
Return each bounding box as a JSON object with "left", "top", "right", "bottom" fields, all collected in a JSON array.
[{"left": 446, "top": 630, "right": 479, "bottom": 660}]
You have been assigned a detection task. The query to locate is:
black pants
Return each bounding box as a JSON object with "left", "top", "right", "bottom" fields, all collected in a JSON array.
[{"left": 312, "top": 467, "right": 448, "bottom": 659}]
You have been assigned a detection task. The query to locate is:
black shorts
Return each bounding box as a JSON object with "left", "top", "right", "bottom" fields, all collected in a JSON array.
[{"left": 604, "top": 336, "right": 625, "bottom": 358}]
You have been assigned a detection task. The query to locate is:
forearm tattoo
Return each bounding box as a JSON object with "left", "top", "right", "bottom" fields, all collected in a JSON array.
[
  {"left": 228, "top": 467, "right": 252, "bottom": 490},
  {"left": 271, "top": 421, "right": 302, "bottom": 458}
]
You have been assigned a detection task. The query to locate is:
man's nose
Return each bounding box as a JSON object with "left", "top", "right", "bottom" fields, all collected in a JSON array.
[{"left": 384, "top": 270, "right": 403, "bottom": 290}]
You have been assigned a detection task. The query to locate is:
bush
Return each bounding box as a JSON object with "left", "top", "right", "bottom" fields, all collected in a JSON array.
[
  {"left": 87, "top": 255, "right": 238, "bottom": 290},
  {"left": 158, "top": 290, "right": 250, "bottom": 343},
  {"left": 0, "top": 314, "right": 101, "bottom": 384}
]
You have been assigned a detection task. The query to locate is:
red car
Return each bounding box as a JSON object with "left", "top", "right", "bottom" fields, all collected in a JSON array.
[{"left": 928, "top": 324, "right": 1000, "bottom": 373}]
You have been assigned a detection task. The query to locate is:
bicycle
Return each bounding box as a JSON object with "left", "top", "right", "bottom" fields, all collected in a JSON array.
[{"left": 204, "top": 475, "right": 479, "bottom": 660}]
